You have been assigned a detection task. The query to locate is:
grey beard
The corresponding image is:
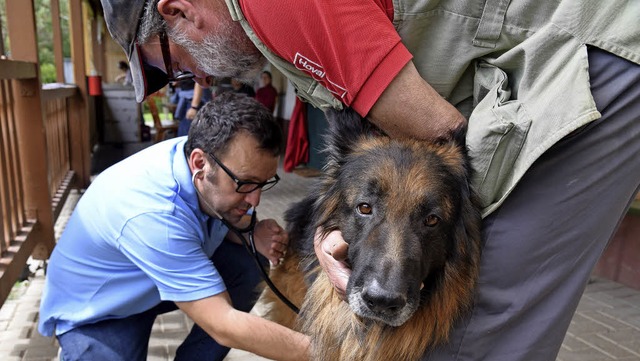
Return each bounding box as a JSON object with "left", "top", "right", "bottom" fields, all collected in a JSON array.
[{"left": 169, "top": 23, "right": 266, "bottom": 83}]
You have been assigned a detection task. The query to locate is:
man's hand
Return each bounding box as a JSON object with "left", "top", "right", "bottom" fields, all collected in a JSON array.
[
  {"left": 186, "top": 107, "right": 197, "bottom": 120},
  {"left": 314, "top": 229, "right": 351, "bottom": 299},
  {"left": 253, "top": 219, "right": 288, "bottom": 265}
]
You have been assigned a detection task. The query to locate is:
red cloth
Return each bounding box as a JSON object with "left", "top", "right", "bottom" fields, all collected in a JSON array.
[
  {"left": 284, "top": 98, "right": 309, "bottom": 172},
  {"left": 239, "top": 0, "right": 411, "bottom": 117}
]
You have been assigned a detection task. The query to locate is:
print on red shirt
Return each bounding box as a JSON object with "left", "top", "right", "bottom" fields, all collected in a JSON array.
[{"left": 294, "top": 52, "right": 347, "bottom": 99}]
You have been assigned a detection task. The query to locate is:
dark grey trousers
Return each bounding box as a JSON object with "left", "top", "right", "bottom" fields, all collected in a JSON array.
[{"left": 427, "top": 47, "right": 640, "bottom": 360}]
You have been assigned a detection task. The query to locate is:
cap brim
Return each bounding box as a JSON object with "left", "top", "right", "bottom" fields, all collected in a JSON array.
[{"left": 129, "top": 43, "right": 170, "bottom": 102}]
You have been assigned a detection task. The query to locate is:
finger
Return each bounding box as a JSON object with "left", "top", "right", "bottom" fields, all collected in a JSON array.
[
  {"left": 269, "top": 248, "right": 286, "bottom": 265},
  {"left": 320, "top": 233, "right": 349, "bottom": 262},
  {"left": 324, "top": 256, "right": 350, "bottom": 297},
  {"left": 332, "top": 242, "right": 349, "bottom": 261},
  {"left": 272, "top": 232, "right": 289, "bottom": 245},
  {"left": 314, "top": 228, "right": 351, "bottom": 295},
  {"left": 271, "top": 242, "right": 287, "bottom": 254},
  {"left": 270, "top": 255, "right": 286, "bottom": 268}
]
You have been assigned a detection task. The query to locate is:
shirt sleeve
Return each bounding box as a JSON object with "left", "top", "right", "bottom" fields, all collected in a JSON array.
[
  {"left": 117, "top": 212, "right": 228, "bottom": 302},
  {"left": 240, "top": 0, "right": 413, "bottom": 116}
]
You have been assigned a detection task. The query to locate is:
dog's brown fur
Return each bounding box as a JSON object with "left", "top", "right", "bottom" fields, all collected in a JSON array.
[{"left": 262, "top": 109, "right": 482, "bottom": 360}]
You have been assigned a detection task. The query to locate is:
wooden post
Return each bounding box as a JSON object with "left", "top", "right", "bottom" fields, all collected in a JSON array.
[
  {"left": 68, "top": 0, "right": 92, "bottom": 188},
  {"left": 5, "top": 0, "right": 56, "bottom": 258}
]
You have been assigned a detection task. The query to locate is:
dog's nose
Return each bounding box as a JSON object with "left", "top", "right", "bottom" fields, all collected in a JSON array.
[{"left": 362, "top": 280, "right": 406, "bottom": 314}]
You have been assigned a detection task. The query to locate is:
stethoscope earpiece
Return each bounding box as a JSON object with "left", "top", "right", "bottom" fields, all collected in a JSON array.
[{"left": 192, "top": 169, "right": 204, "bottom": 184}]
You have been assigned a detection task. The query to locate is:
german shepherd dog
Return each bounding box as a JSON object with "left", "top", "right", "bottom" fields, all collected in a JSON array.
[{"left": 263, "top": 109, "right": 482, "bottom": 360}]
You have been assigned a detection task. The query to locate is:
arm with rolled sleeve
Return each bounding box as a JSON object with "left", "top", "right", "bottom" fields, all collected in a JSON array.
[{"left": 240, "top": 0, "right": 466, "bottom": 141}]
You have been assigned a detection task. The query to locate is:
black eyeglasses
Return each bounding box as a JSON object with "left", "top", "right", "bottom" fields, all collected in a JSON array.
[
  {"left": 159, "top": 30, "right": 196, "bottom": 83},
  {"left": 208, "top": 153, "right": 280, "bottom": 193}
]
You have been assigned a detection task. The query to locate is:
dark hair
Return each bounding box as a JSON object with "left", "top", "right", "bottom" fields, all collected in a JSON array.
[
  {"left": 118, "top": 61, "right": 129, "bottom": 70},
  {"left": 184, "top": 92, "right": 283, "bottom": 157},
  {"left": 262, "top": 71, "right": 272, "bottom": 79}
]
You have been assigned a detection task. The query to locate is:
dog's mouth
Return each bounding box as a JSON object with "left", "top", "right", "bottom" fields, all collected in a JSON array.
[{"left": 347, "top": 279, "right": 420, "bottom": 327}]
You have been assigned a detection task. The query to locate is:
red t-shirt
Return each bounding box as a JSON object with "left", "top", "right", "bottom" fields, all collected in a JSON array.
[
  {"left": 256, "top": 84, "right": 278, "bottom": 112},
  {"left": 239, "top": 0, "right": 412, "bottom": 117}
]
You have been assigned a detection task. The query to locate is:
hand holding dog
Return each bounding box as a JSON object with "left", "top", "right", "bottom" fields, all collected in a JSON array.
[
  {"left": 253, "top": 219, "right": 289, "bottom": 265},
  {"left": 314, "top": 229, "right": 351, "bottom": 299}
]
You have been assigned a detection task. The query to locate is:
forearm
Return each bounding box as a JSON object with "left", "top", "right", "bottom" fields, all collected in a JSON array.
[
  {"left": 191, "top": 84, "right": 203, "bottom": 108},
  {"left": 223, "top": 309, "right": 309, "bottom": 361},
  {"left": 368, "top": 61, "right": 467, "bottom": 142},
  {"left": 178, "top": 296, "right": 309, "bottom": 361}
]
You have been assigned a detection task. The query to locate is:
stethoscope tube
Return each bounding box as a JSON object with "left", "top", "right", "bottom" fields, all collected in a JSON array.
[
  {"left": 192, "top": 169, "right": 300, "bottom": 314},
  {"left": 225, "top": 217, "right": 300, "bottom": 315}
]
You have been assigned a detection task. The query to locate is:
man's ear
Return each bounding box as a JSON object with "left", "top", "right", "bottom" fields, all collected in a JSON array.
[
  {"left": 157, "top": 0, "right": 204, "bottom": 31},
  {"left": 188, "top": 148, "right": 208, "bottom": 174}
]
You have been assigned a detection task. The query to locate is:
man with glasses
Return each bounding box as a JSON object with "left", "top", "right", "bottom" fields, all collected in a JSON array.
[{"left": 38, "top": 92, "right": 309, "bottom": 361}]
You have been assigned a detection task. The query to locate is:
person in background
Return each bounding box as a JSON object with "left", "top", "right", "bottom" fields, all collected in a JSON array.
[
  {"left": 115, "top": 60, "right": 133, "bottom": 86},
  {"left": 38, "top": 92, "right": 309, "bottom": 361},
  {"left": 182, "top": 83, "right": 213, "bottom": 136},
  {"left": 231, "top": 78, "right": 256, "bottom": 97},
  {"left": 255, "top": 71, "right": 278, "bottom": 114},
  {"left": 174, "top": 79, "right": 212, "bottom": 136},
  {"left": 99, "top": 0, "right": 640, "bottom": 359}
]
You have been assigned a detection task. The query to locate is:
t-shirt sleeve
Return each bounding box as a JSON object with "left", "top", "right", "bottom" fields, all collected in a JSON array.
[
  {"left": 117, "top": 212, "right": 228, "bottom": 302},
  {"left": 240, "top": 0, "right": 413, "bottom": 116}
]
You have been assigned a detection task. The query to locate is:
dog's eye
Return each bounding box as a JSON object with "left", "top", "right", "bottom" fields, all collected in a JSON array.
[
  {"left": 357, "top": 203, "right": 373, "bottom": 215},
  {"left": 425, "top": 214, "right": 440, "bottom": 227}
]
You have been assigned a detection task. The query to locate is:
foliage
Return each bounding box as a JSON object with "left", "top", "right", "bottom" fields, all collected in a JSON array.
[{"left": 0, "top": 0, "right": 71, "bottom": 84}]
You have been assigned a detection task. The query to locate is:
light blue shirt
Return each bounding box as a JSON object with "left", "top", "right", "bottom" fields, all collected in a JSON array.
[{"left": 38, "top": 137, "right": 228, "bottom": 336}]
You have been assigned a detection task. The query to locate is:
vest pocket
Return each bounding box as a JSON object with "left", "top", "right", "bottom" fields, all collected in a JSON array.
[{"left": 467, "top": 61, "right": 532, "bottom": 210}]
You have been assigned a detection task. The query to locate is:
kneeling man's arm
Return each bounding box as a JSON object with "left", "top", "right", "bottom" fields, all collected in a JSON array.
[{"left": 177, "top": 292, "right": 309, "bottom": 361}]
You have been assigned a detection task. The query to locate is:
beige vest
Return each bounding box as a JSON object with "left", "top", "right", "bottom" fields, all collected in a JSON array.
[{"left": 226, "top": 0, "right": 640, "bottom": 216}]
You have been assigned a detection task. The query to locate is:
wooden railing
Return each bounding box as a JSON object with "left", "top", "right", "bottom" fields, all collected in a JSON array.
[
  {"left": 0, "top": 0, "right": 93, "bottom": 309},
  {"left": 0, "top": 58, "right": 43, "bottom": 306},
  {"left": 42, "top": 84, "right": 78, "bottom": 220},
  {"left": 0, "top": 59, "right": 82, "bottom": 307}
]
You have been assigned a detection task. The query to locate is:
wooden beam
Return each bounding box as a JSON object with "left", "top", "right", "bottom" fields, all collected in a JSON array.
[
  {"left": 41, "top": 83, "right": 78, "bottom": 101},
  {"left": 5, "top": 0, "right": 39, "bottom": 63},
  {"left": 0, "top": 60, "right": 38, "bottom": 80},
  {"left": 68, "top": 0, "right": 92, "bottom": 188}
]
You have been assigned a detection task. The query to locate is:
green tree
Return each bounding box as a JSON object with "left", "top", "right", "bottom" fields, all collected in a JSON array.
[
  {"left": 0, "top": 0, "right": 71, "bottom": 83},
  {"left": 0, "top": 0, "right": 8, "bottom": 55}
]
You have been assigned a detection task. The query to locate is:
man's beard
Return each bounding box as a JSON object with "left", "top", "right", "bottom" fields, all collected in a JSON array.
[{"left": 169, "top": 21, "right": 266, "bottom": 83}]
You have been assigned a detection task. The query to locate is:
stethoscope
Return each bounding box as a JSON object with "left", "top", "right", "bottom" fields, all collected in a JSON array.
[{"left": 192, "top": 169, "right": 300, "bottom": 314}]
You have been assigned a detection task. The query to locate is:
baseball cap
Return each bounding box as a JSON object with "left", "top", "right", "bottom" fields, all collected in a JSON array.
[{"left": 101, "top": 0, "right": 169, "bottom": 102}]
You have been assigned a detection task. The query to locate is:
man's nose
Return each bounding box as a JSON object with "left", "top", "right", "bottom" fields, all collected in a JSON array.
[{"left": 244, "top": 189, "right": 262, "bottom": 208}]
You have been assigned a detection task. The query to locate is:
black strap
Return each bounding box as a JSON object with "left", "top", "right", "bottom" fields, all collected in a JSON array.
[{"left": 222, "top": 214, "right": 300, "bottom": 314}]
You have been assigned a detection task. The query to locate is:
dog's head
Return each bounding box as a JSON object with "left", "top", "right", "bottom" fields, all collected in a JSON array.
[{"left": 314, "top": 109, "right": 480, "bottom": 327}]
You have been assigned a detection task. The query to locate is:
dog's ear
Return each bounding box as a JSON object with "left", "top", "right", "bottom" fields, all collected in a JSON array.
[
  {"left": 450, "top": 124, "right": 468, "bottom": 148},
  {"left": 322, "top": 108, "right": 379, "bottom": 170},
  {"left": 323, "top": 108, "right": 367, "bottom": 156},
  {"left": 312, "top": 108, "right": 375, "bottom": 231}
]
